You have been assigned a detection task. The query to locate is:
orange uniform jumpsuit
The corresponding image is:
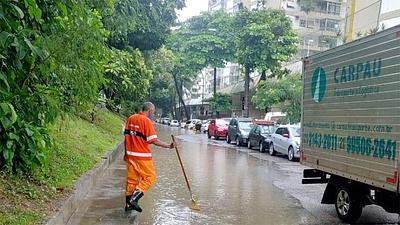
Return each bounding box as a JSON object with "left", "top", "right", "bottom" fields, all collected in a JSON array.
[{"left": 124, "top": 112, "right": 158, "bottom": 196}]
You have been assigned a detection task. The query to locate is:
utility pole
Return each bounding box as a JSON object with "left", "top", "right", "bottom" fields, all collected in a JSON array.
[
  {"left": 244, "top": 64, "right": 250, "bottom": 118},
  {"left": 213, "top": 67, "right": 217, "bottom": 96}
]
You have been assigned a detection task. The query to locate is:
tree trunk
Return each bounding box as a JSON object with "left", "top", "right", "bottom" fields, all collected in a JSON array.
[
  {"left": 172, "top": 88, "right": 177, "bottom": 120},
  {"left": 213, "top": 67, "right": 217, "bottom": 96},
  {"left": 244, "top": 64, "right": 250, "bottom": 118},
  {"left": 216, "top": 111, "right": 220, "bottom": 118},
  {"left": 260, "top": 70, "right": 266, "bottom": 81},
  {"left": 172, "top": 73, "right": 190, "bottom": 120}
]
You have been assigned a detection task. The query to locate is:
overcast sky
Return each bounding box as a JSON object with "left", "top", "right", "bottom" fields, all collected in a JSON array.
[{"left": 176, "top": 0, "right": 208, "bottom": 22}]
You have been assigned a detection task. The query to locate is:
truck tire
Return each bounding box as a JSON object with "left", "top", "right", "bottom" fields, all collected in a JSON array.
[
  {"left": 214, "top": 135, "right": 219, "bottom": 140},
  {"left": 335, "top": 186, "right": 363, "bottom": 223},
  {"left": 269, "top": 143, "right": 275, "bottom": 156}
]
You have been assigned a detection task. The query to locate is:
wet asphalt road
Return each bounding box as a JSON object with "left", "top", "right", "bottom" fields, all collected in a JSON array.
[
  {"left": 138, "top": 125, "right": 400, "bottom": 225},
  {"left": 67, "top": 125, "right": 400, "bottom": 225}
]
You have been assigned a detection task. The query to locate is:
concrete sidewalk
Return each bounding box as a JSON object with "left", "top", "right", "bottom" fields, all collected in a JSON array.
[{"left": 65, "top": 153, "right": 138, "bottom": 225}]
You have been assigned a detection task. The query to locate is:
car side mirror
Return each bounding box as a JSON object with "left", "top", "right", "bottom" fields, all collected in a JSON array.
[{"left": 283, "top": 133, "right": 289, "bottom": 138}]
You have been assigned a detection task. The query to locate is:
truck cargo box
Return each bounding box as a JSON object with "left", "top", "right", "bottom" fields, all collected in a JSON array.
[{"left": 301, "top": 25, "right": 400, "bottom": 193}]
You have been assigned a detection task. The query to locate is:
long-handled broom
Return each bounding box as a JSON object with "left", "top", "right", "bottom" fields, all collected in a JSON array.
[{"left": 171, "top": 135, "right": 201, "bottom": 211}]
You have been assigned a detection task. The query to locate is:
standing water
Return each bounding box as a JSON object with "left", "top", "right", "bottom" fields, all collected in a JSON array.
[{"left": 138, "top": 125, "right": 316, "bottom": 225}]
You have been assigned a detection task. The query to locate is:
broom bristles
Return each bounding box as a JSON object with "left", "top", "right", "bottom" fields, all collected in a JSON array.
[{"left": 190, "top": 199, "right": 201, "bottom": 211}]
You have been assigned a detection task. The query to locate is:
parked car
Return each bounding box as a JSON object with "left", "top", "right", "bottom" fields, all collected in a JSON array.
[
  {"left": 201, "top": 120, "right": 210, "bottom": 133},
  {"left": 185, "top": 119, "right": 201, "bottom": 130},
  {"left": 207, "top": 119, "right": 229, "bottom": 140},
  {"left": 161, "top": 118, "right": 170, "bottom": 125},
  {"left": 269, "top": 125, "right": 301, "bottom": 161},
  {"left": 170, "top": 120, "right": 179, "bottom": 127},
  {"left": 227, "top": 118, "right": 253, "bottom": 146},
  {"left": 247, "top": 121, "right": 276, "bottom": 152}
]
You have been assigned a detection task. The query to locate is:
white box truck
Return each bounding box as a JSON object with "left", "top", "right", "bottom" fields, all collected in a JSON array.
[{"left": 301, "top": 25, "right": 400, "bottom": 223}]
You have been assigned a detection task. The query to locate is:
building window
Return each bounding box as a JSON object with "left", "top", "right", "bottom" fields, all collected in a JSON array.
[
  {"left": 287, "top": 1, "right": 295, "bottom": 8},
  {"left": 320, "top": 19, "right": 339, "bottom": 31},
  {"left": 300, "top": 19, "right": 306, "bottom": 27},
  {"left": 327, "top": 2, "right": 340, "bottom": 15}
]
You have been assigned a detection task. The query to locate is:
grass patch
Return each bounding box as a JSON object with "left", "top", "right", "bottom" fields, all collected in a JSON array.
[{"left": 0, "top": 109, "right": 124, "bottom": 225}]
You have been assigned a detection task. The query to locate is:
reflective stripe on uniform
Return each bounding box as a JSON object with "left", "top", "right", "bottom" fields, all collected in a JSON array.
[
  {"left": 147, "top": 135, "right": 157, "bottom": 141},
  {"left": 126, "top": 151, "right": 152, "bottom": 158}
]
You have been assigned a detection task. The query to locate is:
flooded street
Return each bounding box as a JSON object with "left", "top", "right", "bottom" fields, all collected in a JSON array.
[
  {"left": 140, "top": 127, "right": 314, "bottom": 225},
  {"left": 68, "top": 125, "right": 399, "bottom": 225},
  {"left": 138, "top": 125, "right": 399, "bottom": 225}
]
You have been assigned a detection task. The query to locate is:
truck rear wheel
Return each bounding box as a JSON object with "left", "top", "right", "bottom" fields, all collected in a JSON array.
[{"left": 335, "top": 186, "right": 362, "bottom": 223}]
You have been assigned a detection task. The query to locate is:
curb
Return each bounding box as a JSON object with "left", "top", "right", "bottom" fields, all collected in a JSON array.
[{"left": 45, "top": 141, "right": 124, "bottom": 225}]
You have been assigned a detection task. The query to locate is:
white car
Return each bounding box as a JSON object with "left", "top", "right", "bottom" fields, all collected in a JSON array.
[
  {"left": 201, "top": 121, "right": 210, "bottom": 133},
  {"left": 269, "top": 125, "right": 301, "bottom": 161},
  {"left": 185, "top": 119, "right": 201, "bottom": 130},
  {"left": 170, "top": 120, "right": 179, "bottom": 127},
  {"left": 180, "top": 121, "right": 186, "bottom": 128}
]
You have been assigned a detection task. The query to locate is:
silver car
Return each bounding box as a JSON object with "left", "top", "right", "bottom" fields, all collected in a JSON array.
[{"left": 269, "top": 125, "right": 301, "bottom": 161}]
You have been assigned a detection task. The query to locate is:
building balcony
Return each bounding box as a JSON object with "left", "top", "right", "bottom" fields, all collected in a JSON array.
[{"left": 295, "top": 27, "right": 338, "bottom": 38}]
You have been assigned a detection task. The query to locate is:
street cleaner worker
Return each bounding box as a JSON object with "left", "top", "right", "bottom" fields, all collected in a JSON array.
[{"left": 124, "top": 102, "right": 175, "bottom": 212}]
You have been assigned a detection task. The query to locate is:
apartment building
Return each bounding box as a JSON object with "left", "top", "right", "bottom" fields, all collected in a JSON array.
[
  {"left": 346, "top": 0, "right": 400, "bottom": 41},
  {"left": 209, "top": 0, "right": 252, "bottom": 13}
]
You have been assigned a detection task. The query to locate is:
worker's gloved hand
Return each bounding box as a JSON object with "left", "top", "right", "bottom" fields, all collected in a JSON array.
[{"left": 170, "top": 142, "right": 176, "bottom": 149}]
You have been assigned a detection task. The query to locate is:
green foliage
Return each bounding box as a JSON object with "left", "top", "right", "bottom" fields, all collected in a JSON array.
[
  {"left": 146, "top": 47, "right": 176, "bottom": 116},
  {"left": 104, "top": 0, "right": 185, "bottom": 50},
  {"left": 252, "top": 73, "right": 301, "bottom": 123},
  {"left": 234, "top": 9, "right": 298, "bottom": 73},
  {"left": 103, "top": 48, "right": 151, "bottom": 113},
  {"left": 175, "top": 10, "right": 236, "bottom": 69},
  {"left": 0, "top": 110, "right": 122, "bottom": 225},
  {"left": 0, "top": 0, "right": 109, "bottom": 171},
  {"left": 34, "top": 111, "right": 122, "bottom": 188},
  {"left": 208, "top": 93, "right": 232, "bottom": 113}
]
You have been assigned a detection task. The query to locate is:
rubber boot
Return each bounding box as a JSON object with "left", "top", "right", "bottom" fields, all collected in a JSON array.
[
  {"left": 128, "top": 189, "right": 144, "bottom": 212},
  {"left": 125, "top": 195, "right": 133, "bottom": 212}
]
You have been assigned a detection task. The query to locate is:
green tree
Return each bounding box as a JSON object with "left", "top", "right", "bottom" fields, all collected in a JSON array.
[
  {"left": 252, "top": 73, "right": 301, "bottom": 123},
  {"left": 103, "top": 48, "right": 151, "bottom": 115},
  {"left": 208, "top": 93, "right": 232, "bottom": 118},
  {"left": 167, "top": 30, "right": 206, "bottom": 120},
  {"left": 234, "top": 9, "right": 298, "bottom": 117},
  {"left": 0, "top": 0, "right": 109, "bottom": 171},
  {"left": 146, "top": 47, "right": 176, "bottom": 117},
  {"left": 179, "top": 10, "right": 235, "bottom": 96},
  {"left": 103, "top": 0, "right": 185, "bottom": 50}
]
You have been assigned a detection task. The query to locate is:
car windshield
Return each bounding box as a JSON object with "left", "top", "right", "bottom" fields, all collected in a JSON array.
[
  {"left": 260, "top": 125, "right": 274, "bottom": 134},
  {"left": 290, "top": 127, "right": 301, "bottom": 137},
  {"left": 172, "top": 120, "right": 178, "bottom": 123},
  {"left": 216, "top": 120, "right": 228, "bottom": 126},
  {"left": 238, "top": 122, "right": 252, "bottom": 130}
]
